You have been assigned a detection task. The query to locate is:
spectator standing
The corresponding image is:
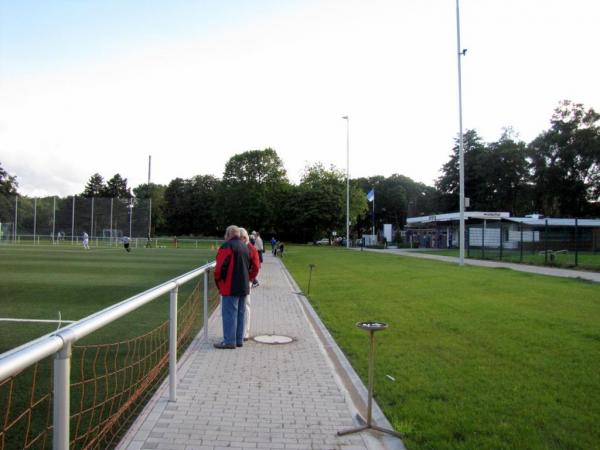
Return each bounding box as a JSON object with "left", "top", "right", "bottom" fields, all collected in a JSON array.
[
  {"left": 254, "top": 231, "right": 264, "bottom": 263},
  {"left": 240, "top": 228, "right": 260, "bottom": 341},
  {"left": 213, "top": 225, "right": 251, "bottom": 349},
  {"left": 270, "top": 236, "right": 277, "bottom": 255}
]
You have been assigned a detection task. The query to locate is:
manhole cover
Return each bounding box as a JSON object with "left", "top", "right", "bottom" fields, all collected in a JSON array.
[{"left": 253, "top": 334, "right": 294, "bottom": 344}]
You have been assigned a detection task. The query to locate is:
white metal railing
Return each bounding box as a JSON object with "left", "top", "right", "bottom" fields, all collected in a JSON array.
[{"left": 0, "top": 260, "right": 216, "bottom": 450}]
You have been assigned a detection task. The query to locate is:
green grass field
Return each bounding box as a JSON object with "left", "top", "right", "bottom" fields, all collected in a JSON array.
[
  {"left": 0, "top": 244, "right": 218, "bottom": 448},
  {"left": 283, "top": 246, "right": 600, "bottom": 450},
  {"left": 0, "top": 245, "right": 216, "bottom": 353}
]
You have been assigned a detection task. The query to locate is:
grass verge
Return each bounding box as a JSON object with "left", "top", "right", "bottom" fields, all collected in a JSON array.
[{"left": 283, "top": 245, "right": 600, "bottom": 450}]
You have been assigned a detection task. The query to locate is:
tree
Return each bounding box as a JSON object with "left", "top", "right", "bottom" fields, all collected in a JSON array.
[
  {"left": 82, "top": 173, "right": 106, "bottom": 197},
  {"left": 105, "top": 174, "right": 132, "bottom": 198},
  {"left": 292, "top": 163, "right": 367, "bottom": 242},
  {"left": 161, "top": 176, "right": 220, "bottom": 236},
  {"left": 436, "top": 129, "right": 487, "bottom": 212},
  {"left": 218, "top": 148, "right": 290, "bottom": 233},
  {"left": 0, "top": 162, "right": 18, "bottom": 196},
  {"left": 356, "top": 174, "right": 440, "bottom": 234},
  {"left": 133, "top": 182, "right": 167, "bottom": 235},
  {"left": 436, "top": 129, "right": 532, "bottom": 214},
  {"left": 528, "top": 101, "right": 600, "bottom": 216}
]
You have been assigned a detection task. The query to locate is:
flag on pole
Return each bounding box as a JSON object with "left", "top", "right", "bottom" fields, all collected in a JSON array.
[{"left": 367, "top": 189, "right": 375, "bottom": 202}]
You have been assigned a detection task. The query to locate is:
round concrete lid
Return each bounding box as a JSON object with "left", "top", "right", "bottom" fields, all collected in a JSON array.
[{"left": 253, "top": 334, "right": 294, "bottom": 344}]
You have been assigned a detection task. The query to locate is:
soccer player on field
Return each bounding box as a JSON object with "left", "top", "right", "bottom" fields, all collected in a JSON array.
[
  {"left": 82, "top": 231, "right": 90, "bottom": 250},
  {"left": 123, "top": 236, "right": 131, "bottom": 252}
]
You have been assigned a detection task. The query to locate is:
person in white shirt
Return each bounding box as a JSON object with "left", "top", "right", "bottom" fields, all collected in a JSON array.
[
  {"left": 122, "top": 236, "right": 131, "bottom": 252},
  {"left": 82, "top": 232, "right": 90, "bottom": 250},
  {"left": 254, "top": 231, "right": 264, "bottom": 263}
]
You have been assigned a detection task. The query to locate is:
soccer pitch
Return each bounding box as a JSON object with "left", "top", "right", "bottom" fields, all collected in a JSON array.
[{"left": 0, "top": 245, "right": 217, "bottom": 354}]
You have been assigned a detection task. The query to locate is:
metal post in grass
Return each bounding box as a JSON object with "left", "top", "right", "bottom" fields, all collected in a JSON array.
[
  {"left": 52, "top": 196, "right": 56, "bottom": 244},
  {"left": 169, "top": 286, "right": 178, "bottom": 402},
  {"left": 482, "top": 220, "right": 486, "bottom": 259},
  {"left": 109, "top": 198, "right": 114, "bottom": 246},
  {"left": 33, "top": 197, "right": 37, "bottom": 244},
  {"left": 71, "top": 196, "right": 75, "bottom": 244},
  {"left": 466, "top": 226, "right": 470, "bottom": 258},
  {"left": 53, "top": 341, "right": 72, "bottom": 450},
  {"left": 338, "top": 321, "right": 402, "bottom": 440},
  {"left": 307, "top": 264, "right": 316, "bottom": 295},
  {"left": 519, "top": 222, "right": 523, "bottom": 262},
  {"left": 544, "top": 219, "right": 549, "bottom": 264},
  {"left": 575, "top": 218, "right": 579, "bottom": 267},
  {"left": 203, "top": 271, "right": 209, "bottom": 342},
  {"left": 90, "top": 197, "right": 95, "bottom": 238},
  {"left": 499, "top": 221, "right": 503, "bottom": 260},
  {"left": 14, "top": 195, "right": 18, "bottom": 243}
]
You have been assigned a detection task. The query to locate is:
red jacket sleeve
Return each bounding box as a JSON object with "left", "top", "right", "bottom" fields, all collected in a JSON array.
[
  {"left": 214, "top": 245, "right": 233, "bottom": 293},
  {"left": 248, "top": 243, "right": 260, "bottom": 282}
]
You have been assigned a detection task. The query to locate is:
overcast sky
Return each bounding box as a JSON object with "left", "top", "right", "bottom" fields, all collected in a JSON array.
[{"left": 1, "top": 0, "right": 599, "bottom": 197}]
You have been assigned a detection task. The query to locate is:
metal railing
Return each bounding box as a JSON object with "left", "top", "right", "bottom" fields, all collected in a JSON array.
[{"left": 0, "top": 260, "right": 216, "bottom": 450}]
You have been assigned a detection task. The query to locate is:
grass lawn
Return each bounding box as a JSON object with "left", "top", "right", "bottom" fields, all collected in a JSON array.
[
  {"left": 283, "top": 245, "right": 600, "bottom": 450},
  {"left": 0, "top": 245, "right": 216, "bottom": 353},
  {"left": 0, "top": 244, "right": 218, "bottom": 448}
]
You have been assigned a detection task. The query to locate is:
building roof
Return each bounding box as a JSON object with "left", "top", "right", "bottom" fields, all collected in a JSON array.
[
  {"left": 406, "top": 212, "right": 600, "bottom": 227},
  {"left": 407, "top": 211, "right": 510, "bottom": 225},
  {"left": 506, "top": 217, "right": 600, "bottom": 227}
]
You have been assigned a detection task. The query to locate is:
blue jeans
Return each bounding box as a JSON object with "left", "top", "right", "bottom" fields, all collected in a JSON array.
[{"left": 221, "top": 295, "right": 246, "bottom": 346}]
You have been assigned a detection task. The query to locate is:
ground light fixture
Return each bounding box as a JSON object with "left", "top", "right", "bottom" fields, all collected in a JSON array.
[{"left": 337, "top": 321, "right": 403, "bottom": 439}]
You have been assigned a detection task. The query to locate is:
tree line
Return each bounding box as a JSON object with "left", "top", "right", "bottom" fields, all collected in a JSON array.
[{"left": 1, "top": 100, "right": 599, "bottom": 241}]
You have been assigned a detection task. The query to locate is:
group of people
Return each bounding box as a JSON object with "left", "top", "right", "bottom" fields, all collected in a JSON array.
[
  {"left": 270, "top": 236, "right": 285, "bottom": 257},
  {"left": 213, "top": 226, "right": 265, "bottom": 349},
  {"left": 80, "top": 231, "right": 131, "bottom": 252}
]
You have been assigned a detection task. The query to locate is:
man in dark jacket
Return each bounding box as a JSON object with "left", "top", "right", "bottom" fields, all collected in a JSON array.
[{"left": 214, "top": 225, "right": 251, "bottom": 349}]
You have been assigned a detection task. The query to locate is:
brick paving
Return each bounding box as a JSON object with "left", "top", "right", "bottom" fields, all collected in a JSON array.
[{"left": 118, "top": 254, "right": 404, "bottom": 450}]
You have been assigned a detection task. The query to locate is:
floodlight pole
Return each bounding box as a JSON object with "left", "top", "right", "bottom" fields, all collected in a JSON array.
[
  {"left": 456, "top": 0, "right": 466, "bottom": 266},
  {"left": 342, "top": 116, "right": 350, "bottom": 249},
  {"left": 148, "top": 155, "right": 152, "bottom": 239}
]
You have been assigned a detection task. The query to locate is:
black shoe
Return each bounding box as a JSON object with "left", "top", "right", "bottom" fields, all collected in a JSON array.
[
  {"left": 243, "top": 337, "right": 249, "bottom": 341},
  {"left": 213, "top": 342, "right": 236, "bottom": 349},
  {"left": 236, "top": 343, "right": 243, "bottom": 347},
  {"left": 252, "top": 280, "right": 259, "bottom": 287}
]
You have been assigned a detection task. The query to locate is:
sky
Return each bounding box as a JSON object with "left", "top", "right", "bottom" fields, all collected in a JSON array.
[{"left": 1, "top": 0, "right": 599, "bottom": 197}]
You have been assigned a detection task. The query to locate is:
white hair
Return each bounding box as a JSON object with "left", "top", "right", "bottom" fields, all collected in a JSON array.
[
  {"left": 239, "top": 227, "right": 249, "bottom": 243},
  {"left": 224, "top": 225, "right": 241, "bottom": 240}
]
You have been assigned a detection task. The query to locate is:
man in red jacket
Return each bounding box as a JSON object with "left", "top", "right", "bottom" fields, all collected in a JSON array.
[{"left": 214, "top": 225, "right": 251, "bottom": 349}]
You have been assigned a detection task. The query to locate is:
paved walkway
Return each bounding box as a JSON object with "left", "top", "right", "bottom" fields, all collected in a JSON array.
[
  {"left": 361, "top": 248, "right": 600, "bottom": 283},
  {"left": 118, "top": 254, "right": 405, "bottom": 450}
]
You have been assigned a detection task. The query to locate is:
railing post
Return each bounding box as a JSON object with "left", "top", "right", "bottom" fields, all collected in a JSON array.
[
  {"left": 53, "top": 341, "right": 72, "bottom": 450},
  {"left": 203, "top": 271, "right": 209, "bottom": 342},
  {"left": 169, "top": 286, "right": 178, "bottom": 402}
]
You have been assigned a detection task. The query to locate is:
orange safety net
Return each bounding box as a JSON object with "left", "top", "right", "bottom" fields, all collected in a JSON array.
[{"left": 0, "top": 279, "right": 219, "bottom": 449}]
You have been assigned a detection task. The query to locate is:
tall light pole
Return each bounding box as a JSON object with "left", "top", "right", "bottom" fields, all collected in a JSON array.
[
  {"left": 456, "top": 0, "right": 466, "bottom": 266},
  {"left": 342, "top": 116, "right": 350, "bottom": 249}
]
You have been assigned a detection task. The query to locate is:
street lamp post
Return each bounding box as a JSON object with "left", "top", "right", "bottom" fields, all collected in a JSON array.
[
  {"left": 342, "top": 116, "right": 350, "bottom": 249},
  {"left": 456, "top": 0, "right": 466, "bottom": 266}
]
